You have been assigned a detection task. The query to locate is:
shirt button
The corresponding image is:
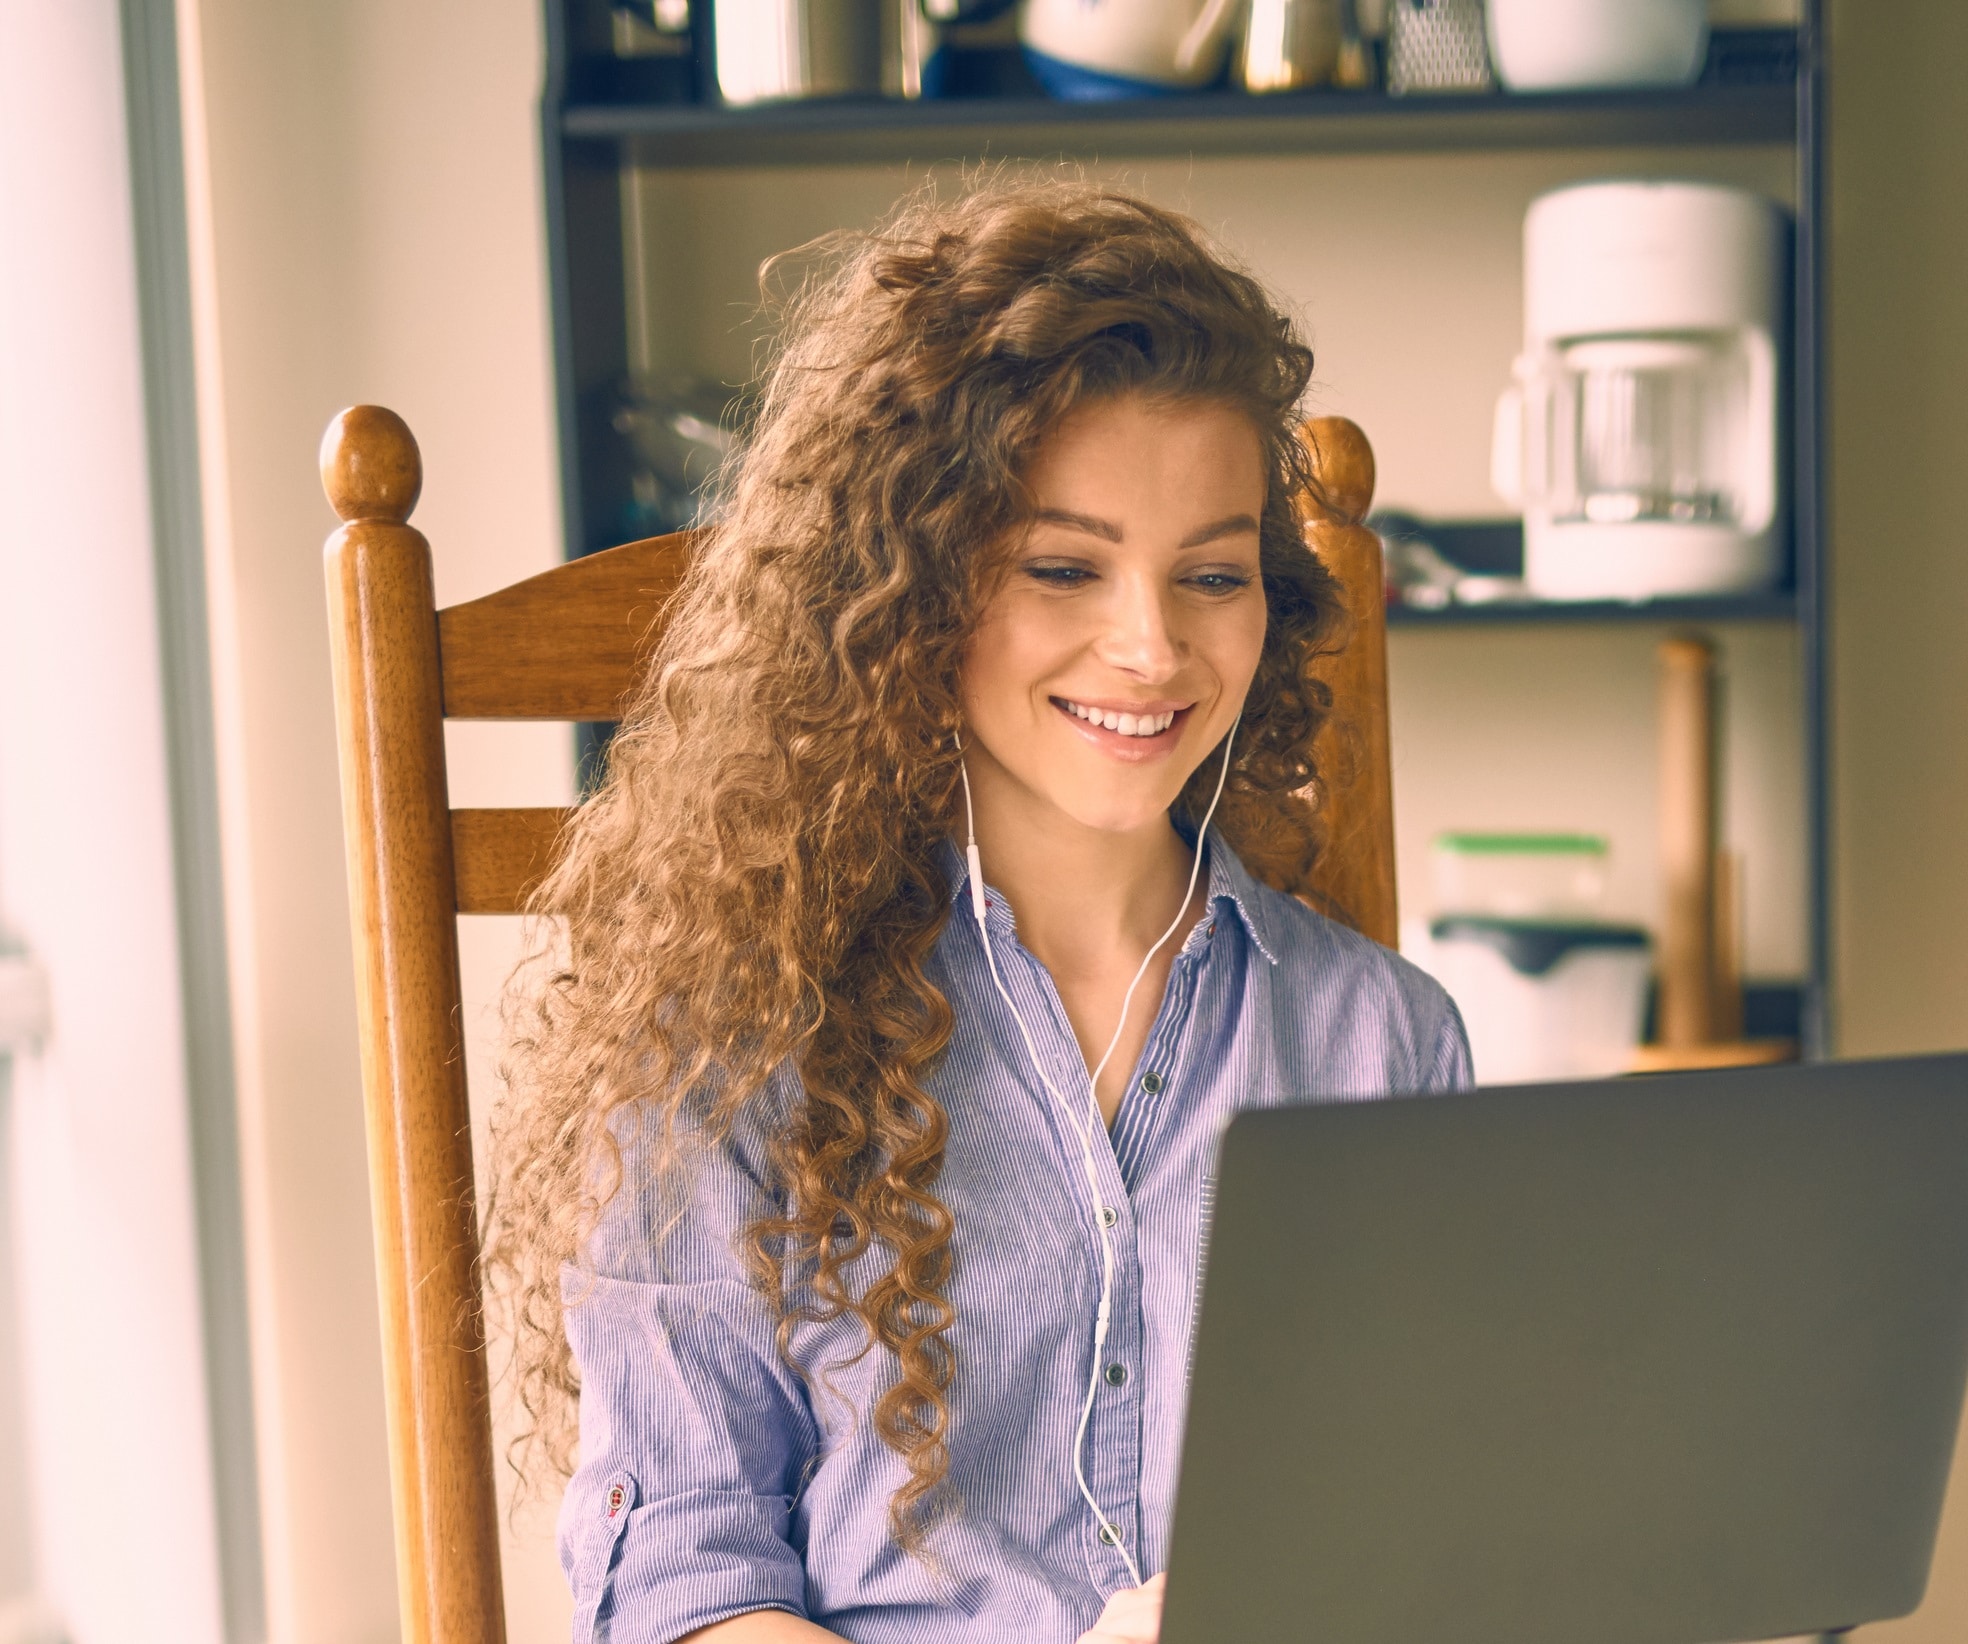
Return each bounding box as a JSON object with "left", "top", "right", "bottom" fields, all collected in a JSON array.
[
  {"left": 1104, "top": 1363, "right": 1128, "bottom": 1386},
  {"left": 1100, "top": 1205, "right": 1118, "bottom": 1228},
  {"left": 1140, "top": 1071, "right": 1164, "bottom": 1095},
  {"left": 1099, "top": 1524, "right": 1125, "bottom": 1546}
]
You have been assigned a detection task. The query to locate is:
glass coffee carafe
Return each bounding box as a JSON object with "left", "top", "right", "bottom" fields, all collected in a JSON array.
[{"left": 1514, "top": 328, "right": 1775, "bottom": 537}]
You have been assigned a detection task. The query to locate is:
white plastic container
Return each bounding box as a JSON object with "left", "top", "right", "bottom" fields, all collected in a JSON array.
[
  {"left": 1419, "top": 834, "right": 1651, "bottom": 1085},
  {"left": 1486, "top": 0, "right": 1707, "bottom": 91},
  {"left": 1428, "top": 918, "right": 1651, "bottom": 1085}
]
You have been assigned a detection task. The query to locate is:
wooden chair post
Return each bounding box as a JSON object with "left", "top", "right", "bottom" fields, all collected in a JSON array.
[
  {"left": 321, "top": 406, "right": 506, "bottom": 1644},
  {"left": 1301, "top": 416, "right": 1399, "bottom": 951}
]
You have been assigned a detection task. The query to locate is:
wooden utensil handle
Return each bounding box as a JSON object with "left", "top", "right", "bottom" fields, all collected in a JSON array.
[{"left": 1657, "top": 635, "right": 1719, "bottom": 1048}]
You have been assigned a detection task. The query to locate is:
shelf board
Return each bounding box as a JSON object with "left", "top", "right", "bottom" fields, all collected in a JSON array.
[
  {"left": 562, "top": 81, "right": 1796, "bottom": 169},
  {"left": 1387, "top": 590, "right": 1798, "bottom": 629}
]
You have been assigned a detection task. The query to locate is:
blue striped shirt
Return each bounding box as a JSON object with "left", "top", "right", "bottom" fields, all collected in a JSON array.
[{"left": 560, "top": 839, "right": 1471, "bottom": 1643}]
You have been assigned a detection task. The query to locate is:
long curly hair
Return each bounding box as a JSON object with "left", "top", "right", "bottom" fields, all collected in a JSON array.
[{"left": 487, "top": 177, "right": 1346, "bottom": 1544}]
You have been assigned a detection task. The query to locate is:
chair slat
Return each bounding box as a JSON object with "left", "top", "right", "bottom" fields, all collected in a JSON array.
[
  {"left": 437, "top": 532, "right": 691, "bottom": 720},
  {"left": 451, "top": 806, "right": 572, "bottom": 914}
]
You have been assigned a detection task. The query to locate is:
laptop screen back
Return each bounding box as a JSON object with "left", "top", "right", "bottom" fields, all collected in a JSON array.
[{"left": 1163, "top": 1054, "right": 1968, "bottom": 1644}]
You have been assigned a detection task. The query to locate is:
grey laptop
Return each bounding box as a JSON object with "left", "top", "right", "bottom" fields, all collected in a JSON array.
[{"left": 1162, "top": 1053, "right": 1968, "bottom": 1644}]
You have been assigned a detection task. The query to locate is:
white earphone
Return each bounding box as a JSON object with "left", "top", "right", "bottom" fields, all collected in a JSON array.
[{"left": 957, "top": 718, "right": 1239, "bottom": 1590}]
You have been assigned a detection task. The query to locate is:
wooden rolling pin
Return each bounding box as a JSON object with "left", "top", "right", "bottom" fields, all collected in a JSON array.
[
  {"left": 1633, "top": 635, "right": 1788, "bottom": 1074},
  {"left": 1657, "top": 635, "right": 1720, "bottom": 1048}
]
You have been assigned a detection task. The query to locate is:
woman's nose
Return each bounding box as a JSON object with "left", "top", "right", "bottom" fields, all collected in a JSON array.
[{"left": 1096, "top": 577, "right": 1182, "bottom": 679}]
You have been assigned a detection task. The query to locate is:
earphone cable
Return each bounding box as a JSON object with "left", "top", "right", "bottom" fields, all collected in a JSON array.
[{"left": 958, "top": 720, "right": 1239, "bottom": 1591}]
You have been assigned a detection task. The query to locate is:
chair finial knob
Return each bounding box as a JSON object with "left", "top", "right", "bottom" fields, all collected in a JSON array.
[
  {"left": 1300, "top": 417, "right": 1376, "bottom": 525},
  {"left": 321, "top": 405, "right": 422, "bottom": 525}
]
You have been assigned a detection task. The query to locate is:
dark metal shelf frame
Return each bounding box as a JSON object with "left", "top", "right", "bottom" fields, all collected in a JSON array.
[
  {"left": 562, "top": 80, "right": 1796, "bottom": 168},
  {"left": 540, "top": 0, "right": 1830, "bottom": 1050}
]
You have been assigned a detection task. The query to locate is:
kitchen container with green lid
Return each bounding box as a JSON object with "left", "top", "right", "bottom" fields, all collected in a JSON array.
[{"left": 1431, "top": 831, "right": 1610, "bottom": 921}]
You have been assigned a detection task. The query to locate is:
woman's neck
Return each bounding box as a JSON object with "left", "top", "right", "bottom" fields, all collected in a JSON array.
[{"left": 960, "top": 765, "right": 1198, "bottom": 989}]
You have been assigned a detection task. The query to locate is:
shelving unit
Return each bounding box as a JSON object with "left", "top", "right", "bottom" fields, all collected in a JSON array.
[
  {"left": 561, "top": 80, "right": 1796, "bottom": 163},
  {"left": 1385, "top": 591, "right": 1798, "bottom": 630},
  {"left": 540, "top": 0, "right": 1828, "bottom": 1052}
]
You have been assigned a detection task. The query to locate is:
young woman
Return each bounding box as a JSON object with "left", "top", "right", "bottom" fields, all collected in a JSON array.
[{"left": 490, "top": 180, "right": 1470, "bottom": 1644}]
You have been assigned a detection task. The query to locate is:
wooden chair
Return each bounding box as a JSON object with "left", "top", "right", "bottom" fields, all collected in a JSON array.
[{"left": 320, "top": 403, "right": 1396, "bottom": 1644}]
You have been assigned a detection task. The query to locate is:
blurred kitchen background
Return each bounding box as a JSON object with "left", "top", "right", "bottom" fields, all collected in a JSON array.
[{"left": 1, "top": 1, "right": 1965, "bottom": 1641}]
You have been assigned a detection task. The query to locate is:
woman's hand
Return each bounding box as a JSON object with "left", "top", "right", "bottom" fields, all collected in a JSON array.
[{"left": 1076, "top": 1572, "right": 1166, "bottom": 1643}]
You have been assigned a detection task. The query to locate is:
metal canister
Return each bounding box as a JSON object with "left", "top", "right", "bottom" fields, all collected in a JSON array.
[
  {"left": 1239, "top": 0, "right": 1343, "bottom": 92},
  {"left": 714, "top": 0, "right": 883, "bottom": 102}
]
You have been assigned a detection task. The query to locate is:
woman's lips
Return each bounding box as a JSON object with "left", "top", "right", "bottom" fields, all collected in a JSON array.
[{"left": 1050, "top": 696, "right": 1192, "bottom": 759}]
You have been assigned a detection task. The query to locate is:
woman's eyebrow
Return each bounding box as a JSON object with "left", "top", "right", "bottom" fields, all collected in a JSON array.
[
  {"left": 1031, "top": 506, "right": 1122, "bottom": 542},
  {"left": 1179, "top": 513, "right": 1260, "bottom": 548},
  {"left": 1031, "top": 509, "right": 1259, "bottom": 547}
]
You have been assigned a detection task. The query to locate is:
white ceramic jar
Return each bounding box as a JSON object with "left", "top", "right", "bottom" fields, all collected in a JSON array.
[
  {"left": 1020, "top": 0, "right": 1238, "bottom": 95},
  {"left": 1486, "top": 0, "right": 1708, "bottom": 91}
]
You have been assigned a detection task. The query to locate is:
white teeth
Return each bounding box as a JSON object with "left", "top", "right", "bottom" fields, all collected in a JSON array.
[{"left": 1060, "top": 700, "right": 1178, "bottom": 737}]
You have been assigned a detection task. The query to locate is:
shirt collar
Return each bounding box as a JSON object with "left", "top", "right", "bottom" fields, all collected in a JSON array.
[
  {"left": 1201, "top": 835, "right": 1281, "bottom": 966},
  {"left": 939, "top": 831, "right": 1280, "bottom": 967}
]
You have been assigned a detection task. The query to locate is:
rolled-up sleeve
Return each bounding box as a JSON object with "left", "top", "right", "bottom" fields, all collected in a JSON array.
[{"left": 559, "top": 1127, "right": 820, "bottom": 1643}]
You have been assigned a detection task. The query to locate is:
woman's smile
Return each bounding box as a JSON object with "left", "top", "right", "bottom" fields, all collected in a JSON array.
[{"left": 1050, "top": 696, "right": 1191, "bottom": 759}]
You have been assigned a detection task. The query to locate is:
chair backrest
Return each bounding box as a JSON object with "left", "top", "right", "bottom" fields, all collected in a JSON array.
[{"left": 320, "top": 403, "right": 1396, "bottom": 1644}]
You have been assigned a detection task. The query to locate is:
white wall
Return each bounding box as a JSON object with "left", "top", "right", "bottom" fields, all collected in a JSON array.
[
  {"left": 1823, "top": 2, "right": 1968, "bottom": 1061},
  {"left": 175, "top": 0, "right": 574, "bottom": 1637},
  {"left": 1829, "top": 3, "right": 1968, "bottom": 1640},
  {"left": 0, "top": 1046, "right": 51, "bottom": 1638},
  {"left": 0, "top": 4, "right": 228, "bottom": 1641}
]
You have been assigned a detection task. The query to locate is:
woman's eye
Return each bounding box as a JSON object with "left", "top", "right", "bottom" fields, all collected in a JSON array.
[
  {"left": 1187, "top": 571, "right": 1254, "bottom": 594},
  {"left": 1023, "top": 562, "right": 1095, "bottom": 588}
]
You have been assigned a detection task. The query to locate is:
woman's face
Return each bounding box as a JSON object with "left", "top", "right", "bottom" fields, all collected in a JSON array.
[{"left": 959, "top": 393, "right": 1269, "bottom": 839}]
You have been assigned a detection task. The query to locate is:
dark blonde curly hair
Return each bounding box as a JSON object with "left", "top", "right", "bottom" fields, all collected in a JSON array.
[{"left": 487, "top": 176, "right": 1345, "bottom": 1545}]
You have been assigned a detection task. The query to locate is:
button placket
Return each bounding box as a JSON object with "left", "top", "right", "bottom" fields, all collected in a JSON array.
[
  {"left": 1079, "top": 933, "right": 1215, "bottom": 1573},
  {"left": 1110, "top": 947, "right": 1207, "bottom": 1190},
  {"left": 969, "top": 869, "right": 1159, "bottom": 1573},
  {"left": 1083, "top": 1144, "right": 1145, "bottom": 1572},
  {"left": 978, "top": 904, "right": 1116, "bottom": 1225}
]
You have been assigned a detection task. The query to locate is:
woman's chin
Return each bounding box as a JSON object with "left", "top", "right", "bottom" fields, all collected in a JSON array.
[{"left": 1044, "top": 788, "right": 1192, "bottom": 841}]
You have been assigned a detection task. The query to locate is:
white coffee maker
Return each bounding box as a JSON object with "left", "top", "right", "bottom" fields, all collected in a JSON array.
[{"left": 1492, "top": 180, "right": 1788, "bottom": 601}]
